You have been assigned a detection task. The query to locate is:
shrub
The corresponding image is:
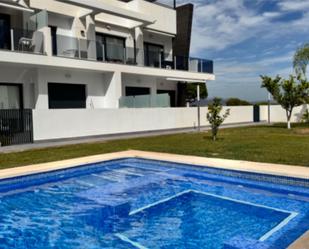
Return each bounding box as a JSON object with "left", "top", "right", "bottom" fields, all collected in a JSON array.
[{"left": 226, "top": 98, "right": 251, "bottom": 106}]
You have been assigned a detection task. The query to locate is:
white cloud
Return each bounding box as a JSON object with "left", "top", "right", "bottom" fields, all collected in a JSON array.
[{"left": 278, "top": 0, "right": 309, "bottom": 11}]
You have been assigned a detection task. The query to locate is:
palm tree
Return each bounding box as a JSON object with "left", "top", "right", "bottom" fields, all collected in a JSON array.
[{"left": 293, "top": 43, "right": 309, "bottom": 78}]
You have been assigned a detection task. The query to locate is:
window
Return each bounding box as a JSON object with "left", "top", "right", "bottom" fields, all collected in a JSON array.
[
  {"left": 48, "top": 83, "right": 86, "bottom": 109},
  {"left": 96, "top": 33, "right": 125, "bottom": 63},
  {"left": 0, "top": 84, "right": 22, "bottom": 109},
  {"left": 144, "top": 42, "right": 164, "bottom": 67},
  {"left": 125, "top": 87, "right": 150, "bottom": 96}
]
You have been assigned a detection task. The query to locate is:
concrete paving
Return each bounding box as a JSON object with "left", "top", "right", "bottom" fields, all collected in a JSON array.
[{"left": 0, "top": 122, "right": 267, "bottom": 154}]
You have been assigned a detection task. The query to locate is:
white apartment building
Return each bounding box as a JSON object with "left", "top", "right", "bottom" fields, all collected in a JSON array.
[{"left": 0, "top": 0, "right": 215, "bottom": 145}]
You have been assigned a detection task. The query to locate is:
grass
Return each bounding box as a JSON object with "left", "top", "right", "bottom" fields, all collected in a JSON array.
[{"left": 0, "top": 123, "right": 308, "bottom": 169}]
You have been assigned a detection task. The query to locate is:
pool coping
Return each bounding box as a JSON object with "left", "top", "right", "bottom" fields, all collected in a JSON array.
[
  {"left": 0, "top": 150, "right": 308, "bottom": 248},
  {"left": 1, "top": 150, "right": 309, "bottom": 180}
]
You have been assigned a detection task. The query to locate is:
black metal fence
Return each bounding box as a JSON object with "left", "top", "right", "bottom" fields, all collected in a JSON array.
[{"left": 0, "top": 109, "right": 33, "bottom": 146}]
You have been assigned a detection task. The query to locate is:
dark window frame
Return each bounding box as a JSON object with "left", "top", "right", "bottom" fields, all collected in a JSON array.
[
  {"left": 0, "top": 83, "right": 23, "bottom": 109},
  {"left": 96, "top": 32, "right": 126, "bottom": 62}
]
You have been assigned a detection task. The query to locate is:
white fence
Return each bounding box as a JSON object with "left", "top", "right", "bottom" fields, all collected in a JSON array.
[
  {"left": 32, "top": 105, "right": 308, "bottom": 141},
  {"left": 260, "top": 104, "right": 308, "bottom": 123},
  {"left": 32, "top": 106, "right": 253, "bottom": 141}
]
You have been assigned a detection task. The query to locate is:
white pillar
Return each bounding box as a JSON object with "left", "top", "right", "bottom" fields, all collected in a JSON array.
[
  {"left": 86, "top": 15, "right": 96, "bottom": 60},
  {"left": 34, "top": 69, "right": 49, "bottom": 109},
  {"left": 134, "top": 27, "right": 144, "bottom": 66},
  {"left": 39, "top": 26, "right": 52, "bottom": 56},
  {"left": 104, "top": 71, "right": 122, "bottom": 108}
]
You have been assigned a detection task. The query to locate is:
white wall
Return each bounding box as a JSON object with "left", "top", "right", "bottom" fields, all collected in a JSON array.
[
  {"left": 34, "top": 68, "right": 106, "bottom": 109},
  {"left": 32, "top": 106, "right": 254, "bottom": 141},
  {"left": 128, "top": 0, "right": 177, "bottom": 35},
  {"left": 260, "top": 105, "right": 309, "bottom": 123}
]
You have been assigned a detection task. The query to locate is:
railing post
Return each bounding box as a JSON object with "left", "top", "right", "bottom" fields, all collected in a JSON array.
[
  {"left": 174, "top": 56, "right": 177, "bottom": 70},
  {"left": 197, "top": 84, "right": 201, "bottom": 132},
  {"left": 159, "top": 53, "right": 162, "bottom": 68},
  {"left": 10, "top": 29, "right": 14, "bottom": 51},
  {"left": 124, "top": 47, "right": 127, "bottom": 64},
  {"left": 102, "top": 43, "right": 105, "bottom": 62},
  {"left": 188, "top": 57, "right": 190, "bottom": 71},
  {"left": 78, "top": 38, "right": 81, "bottom": 59},
  {"left": 201, "top": 59, "right": 203, "bottom": 72}
]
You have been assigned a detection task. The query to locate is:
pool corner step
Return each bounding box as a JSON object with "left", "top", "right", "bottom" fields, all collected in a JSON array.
[{"left": 223, "top": 236, "right": 271, "bottom": 249}]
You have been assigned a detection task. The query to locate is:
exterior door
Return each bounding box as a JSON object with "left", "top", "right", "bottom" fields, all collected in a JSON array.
[
  {"left": 0, "top": 14, "right": 11, "bottom": 50},
  {"left": 96, "top": 33, "right": 125, "bottom": 63},
  {"left": 144, "top": 42, "right": 164, "bottom": 68}
]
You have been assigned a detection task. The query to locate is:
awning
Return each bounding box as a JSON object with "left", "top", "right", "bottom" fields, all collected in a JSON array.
[
  {"left": 166, "top": 77, "right": 207, "bottom": 83},
  {"left": 0, "top": 0, "right": 34, "bottom": 12}
]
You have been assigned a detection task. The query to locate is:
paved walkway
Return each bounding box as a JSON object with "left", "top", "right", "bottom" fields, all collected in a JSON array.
[{"left": 0, "top": 122, "right": 267, "bottom": 154}]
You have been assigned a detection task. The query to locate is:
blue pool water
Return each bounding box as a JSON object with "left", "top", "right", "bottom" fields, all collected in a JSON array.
[{"left": 0, "top": 158, "right": 308, "bottom": 249}]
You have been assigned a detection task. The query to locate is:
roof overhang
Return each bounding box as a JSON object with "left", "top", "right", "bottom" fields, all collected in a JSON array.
[
  {"left": 59, "top": 0, "right": 156, "bottom": 25},
  {"left": 0, "top": 0, "right": 34, "bottom": 13}
]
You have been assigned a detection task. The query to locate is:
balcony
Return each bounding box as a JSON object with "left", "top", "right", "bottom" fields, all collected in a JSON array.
[
  {"left": 0, "top": 30, "right": 213, "bottom": 75},
  {"left": 54, "top": 34, "right": 214, "bottom": 74},
  {"left": 0, "top": 28, "right": 44, "bottom": 55}
]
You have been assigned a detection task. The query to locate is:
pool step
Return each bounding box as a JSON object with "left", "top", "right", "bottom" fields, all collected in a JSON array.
[
  {"left": 75, "top": 172, "right": 183, "bottom": 232},
  {"left": 76, "top": 171, "right": 182, "bottom": 206}
]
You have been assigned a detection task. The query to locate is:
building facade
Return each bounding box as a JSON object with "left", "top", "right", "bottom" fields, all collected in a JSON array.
[
  {"left": 0, "top": 0, "right": 214, "bottom": 110},
  {"left": 0, "top": 0, "right": 215, "bottom": 145}
]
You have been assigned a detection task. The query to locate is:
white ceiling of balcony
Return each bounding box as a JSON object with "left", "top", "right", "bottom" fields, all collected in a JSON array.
[{"left": 0, "top": 0, "right": 34, "bottom": 12}]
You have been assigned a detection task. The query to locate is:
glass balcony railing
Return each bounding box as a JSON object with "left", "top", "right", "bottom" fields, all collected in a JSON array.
[
  {"left": 175, "top": 56, "right": 214, "bottom": 74},
  {"left": 53, "top": 34, "right": 213, "bottom": 74},
  {"left": 0, "top": 28, "right": 44, "bottom": 54},
  {"left": 55, "top": 35, "right": 139, "bottom": 65},
  {"left": 119, "top": 94, "right": 170, "bottom": 108},
  {"left": 1, "top": 30, "right": 213, "bottom": 74}
]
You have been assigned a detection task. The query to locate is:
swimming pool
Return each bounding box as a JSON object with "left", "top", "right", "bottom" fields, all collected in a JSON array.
[{"left": 0, "top": 158, "right": 308, "bottom": 249}]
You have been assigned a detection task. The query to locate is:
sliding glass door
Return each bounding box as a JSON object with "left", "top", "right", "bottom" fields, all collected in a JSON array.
[
  {"left": 144, "top": 42, "right": 164, "bottom": 68},
  {"left": 96, "top": 33, "right": 125, "bottom": 63}
]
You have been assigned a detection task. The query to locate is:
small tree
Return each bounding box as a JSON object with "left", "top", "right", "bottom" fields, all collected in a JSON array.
[
  {"left": 207, "top": 98, "right": 230, "bottom": 141},
  {"left": 261, "top": 75, "right": 309, "bottom": 129},
  {"left": 293, "top": 43, "right": 309, "bottom": 78}
]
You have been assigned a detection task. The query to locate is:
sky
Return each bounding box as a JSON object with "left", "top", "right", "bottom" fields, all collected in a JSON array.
[{"left": 157, "top": 0, "right": 309, "bottom": 101}]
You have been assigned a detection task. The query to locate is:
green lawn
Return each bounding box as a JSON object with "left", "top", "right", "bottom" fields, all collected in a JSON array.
[{"left": 0, "top": 123, "right": 308, "bottom": 169}]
